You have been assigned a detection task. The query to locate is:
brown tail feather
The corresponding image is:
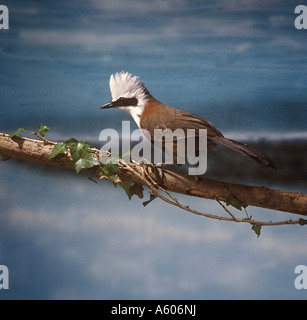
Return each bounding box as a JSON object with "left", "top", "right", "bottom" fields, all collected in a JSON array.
[{"left": 214, "top": 137, "right": 276, "bottom": 169}]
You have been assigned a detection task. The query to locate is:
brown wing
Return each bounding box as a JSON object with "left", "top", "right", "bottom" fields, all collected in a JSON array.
[
  {"left": 164, "top": 106, "right": 224, "bottom": 140},
  {"left": 140, "top": 100, "right": 223, "bottom": 149},
  {"left": 140, "top": 99, "right": 223, "bottom": 162}
]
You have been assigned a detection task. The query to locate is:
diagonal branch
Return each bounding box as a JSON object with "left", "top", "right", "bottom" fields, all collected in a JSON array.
[
  {"left": 120, "top": 161, "right": 300, "bottom": 227},
  {"left": 0, "top": 132, "right": 306, "bottom": 217}
]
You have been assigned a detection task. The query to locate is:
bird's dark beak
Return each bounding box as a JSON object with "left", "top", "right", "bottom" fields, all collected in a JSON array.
[{"left": 100, "top": 101, "right": 115, "bottom": 109}]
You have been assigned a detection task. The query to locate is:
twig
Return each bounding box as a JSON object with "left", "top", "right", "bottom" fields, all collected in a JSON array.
[
  {"left": 32, "top": 131, "right": 51, "bottom": 144},
  {"left": 217, "top": 200, "right": 236, "bottom": 219},
  {"left": 120, "top": 161, "right": 301, "bottom": 227}
]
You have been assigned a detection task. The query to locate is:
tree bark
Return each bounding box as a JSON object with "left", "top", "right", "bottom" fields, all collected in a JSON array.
[{"left": 0, "top": 133, "right": 306, "bottom": 216}]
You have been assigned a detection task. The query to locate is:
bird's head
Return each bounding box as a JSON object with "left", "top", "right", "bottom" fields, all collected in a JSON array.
[{"left": 100, "top": 71, "right": 151, "bottom": 126}]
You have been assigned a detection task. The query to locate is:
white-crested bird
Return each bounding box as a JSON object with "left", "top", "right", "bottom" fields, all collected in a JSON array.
[{"left": 100, "top": 71, "right": 276, "bottom": 170}]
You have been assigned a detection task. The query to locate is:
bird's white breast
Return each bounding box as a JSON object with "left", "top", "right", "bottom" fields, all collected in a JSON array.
[{"left": 119, "top": 106, "right": 144, "bottom": 128}]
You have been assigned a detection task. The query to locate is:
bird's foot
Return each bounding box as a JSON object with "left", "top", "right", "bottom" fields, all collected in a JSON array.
[{"left": 143, "top": 163, "right": 164, "bottom": 183}]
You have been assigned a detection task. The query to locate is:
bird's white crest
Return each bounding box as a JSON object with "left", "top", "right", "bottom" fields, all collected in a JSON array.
[
  {"left": 109, "top": 71, "right": 148, "bottom": 102},
  {"left": 109, "top": 71, "right": 150, "bottom": 127}
]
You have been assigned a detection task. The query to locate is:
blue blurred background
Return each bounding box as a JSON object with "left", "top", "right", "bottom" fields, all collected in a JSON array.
[{"left": 0, "top": 0, "right": 306, "bottom": 299}]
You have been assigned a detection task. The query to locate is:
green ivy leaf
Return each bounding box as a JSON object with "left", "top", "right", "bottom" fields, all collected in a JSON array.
[
  {"left": 74, "top": 153, "right": 99, "bottom": 173},
  {"left": 225, "top": 195, "right": 247, "bottom": 211},
  {"left": 9, "top": 128, "right": 25, "bottom": 138},
  {"left": 38, "top": 124, "right": 51, "bottom": 137},
  {"left": 97, "top": 164, "right": 122, "bottom": 181},
  {"left": 49, "top": 143, "right": 68, "bottom": 159},
  {"left": 97, "top": 163, "right": 120, "bottom": 181},
  {"left": 64, "top": 137, "right": 78, "bottom": 146},
  {"left": 251, "top": 224, "right": 261, "bottom": 238},
  {"left": 119, "top": 181, "right": 132, "bottom": 200},
  {"left": 65, "top": 139, "right": 90, "bottom": 163},
  {"left": 63, "top": 138, "right": 100, "bottom": 173},
  {"left": 298, "top": 218, "right": 307, "bottom": 226},
  {"left": 105, "top": 162, "right": 119, "bottom": 174}
]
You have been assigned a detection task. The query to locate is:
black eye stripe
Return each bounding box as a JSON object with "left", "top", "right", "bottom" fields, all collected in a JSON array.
[{"left": 114, "top": 97, "right": 138, "bottom": 107}]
